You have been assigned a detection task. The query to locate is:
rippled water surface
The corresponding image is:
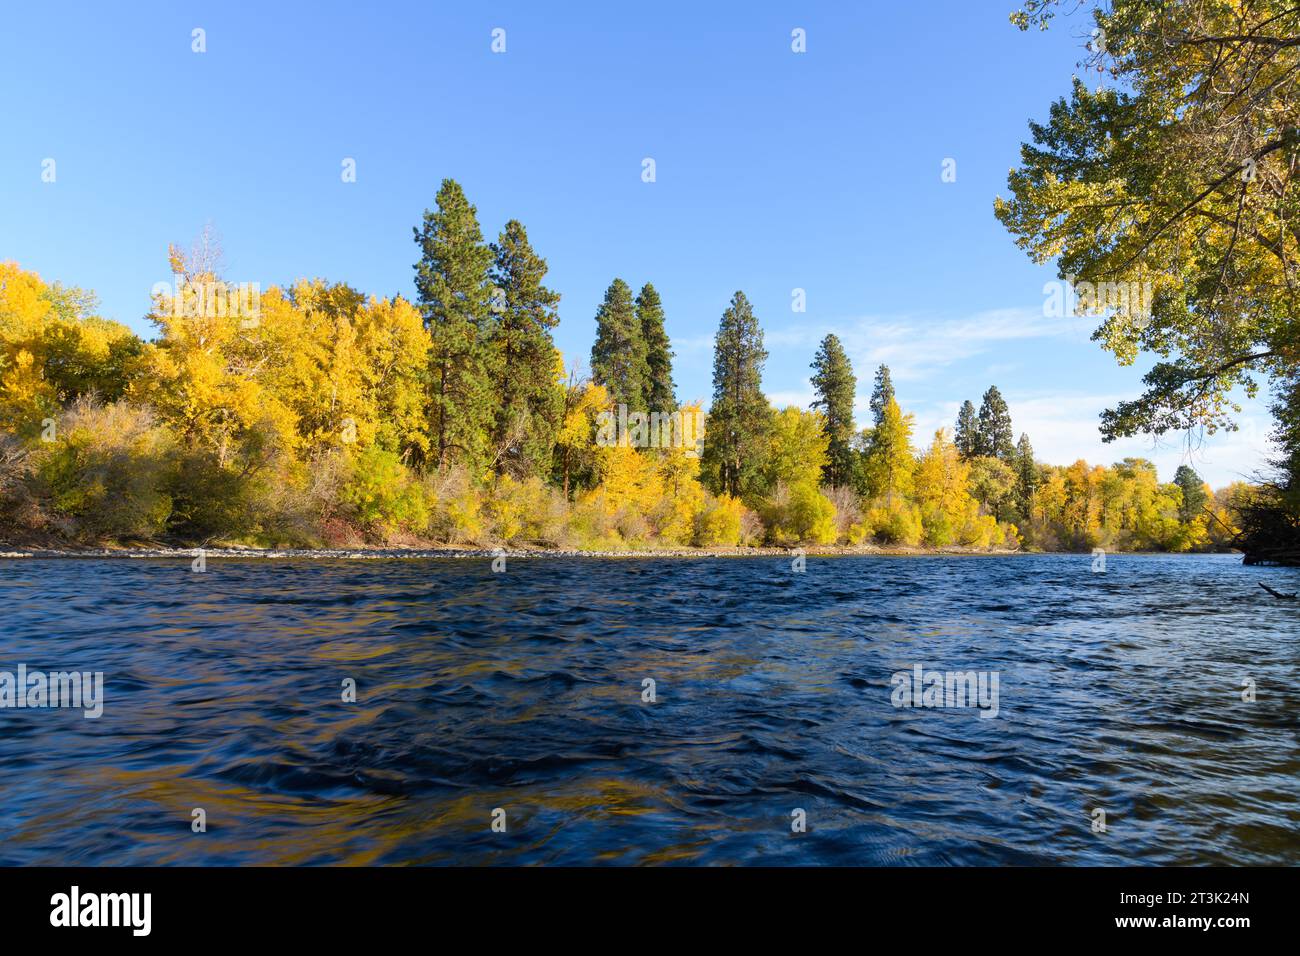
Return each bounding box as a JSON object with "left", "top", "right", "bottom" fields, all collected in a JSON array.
[{"left": 0, "top": 553, "right": 1297, "bottom": 865}]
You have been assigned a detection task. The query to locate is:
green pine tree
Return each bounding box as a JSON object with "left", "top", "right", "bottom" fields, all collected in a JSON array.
[
  {"left": 1173, "top": 464, "right": 1208, "bottom": 525},
  {"left": 1013, "top": 432, "right": 1037, "bottom": 517},
  {"left": 869, "top": 364, "right": 895, "bottom": 428},
  {"left": 954, "top": 400, "right": 979, "bottom": 460},
  {"left": 636, "top": 283, "right": 676, "bottom": 412},
  {"left": 810, "top": 333, "right": 856, "bottom": 488},
  {"left": 590, "top": 278, "right": 649, "bottom": 411},
  {"left": 701, "top": 291, "right": 771, "bottom": 498},
  {"left": 413, "top": 179, "right": 496, "bottom": 471},
  {"left": 976, "top": 385, "right": 1015, "bottom": 461},
  {"left": 488, "top": 219, "right": 562, "bottom": 478}
]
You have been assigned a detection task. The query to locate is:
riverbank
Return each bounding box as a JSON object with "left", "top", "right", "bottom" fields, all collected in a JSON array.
[
  {"left": 0, "top": 543, "right": 1036, "bottom": 560},
  {"left": 0, "top": 543, "right": 1237, "bottom": 560}
]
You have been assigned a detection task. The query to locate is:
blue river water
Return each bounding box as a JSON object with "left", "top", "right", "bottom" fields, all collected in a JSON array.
[{"left": 0, "top": 552, "right": 1296, "bottom": 865}]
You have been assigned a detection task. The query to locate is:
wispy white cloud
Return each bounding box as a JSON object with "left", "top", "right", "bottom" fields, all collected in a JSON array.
[
  {"left": 670, "top": 333, "right": 716, "bottom": 357},
  {"left": 983, "top": 362, "right": 1020, "bottom": 378},
  {"left": 675, "top": 306, "right": 1089, "bottom": 382},
  {"left": 767, "top": 388, "right": 816, "bottom": 409},
  {"left": 766, "top": 306, "right": 1093, "bottom": 383}
]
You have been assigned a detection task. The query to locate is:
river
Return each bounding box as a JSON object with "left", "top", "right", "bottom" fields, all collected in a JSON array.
[{"left": 0, "top": 553, "right": 1296, "bottom": 865}]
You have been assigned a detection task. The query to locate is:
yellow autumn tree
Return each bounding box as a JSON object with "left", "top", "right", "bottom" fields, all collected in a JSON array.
[
  {"left": 913, "top": 429, "right": 997, "bottom": 547},
  {"left": 554, "top": 373, "right": 608, "bottom": 498},
  {"left": 755, "top": 406, "right": 836, "bottom": 544},
  {"left": 131, "top": 259, "right": 297, "bottom": 466},
  {"left": 762, "top": 406, "right": 829, "bottom": 490},
  {"left": 592, "top": 444, "right": 662, "bottom": 517},
  {"left": 263, "top": 281, "right": 369, "bottom": 457},
  {"left": 647, "top": 401, "right": 707, "bottom": 545},
  {"left": 258, "top": 282, "right": 426, "bottom": 461},
  {"left": 0, "top": 262, "right": 141, "bottom": 436},
  {"left": 127, "top": 254, "right": 302, "bottom": 541},
  {"left": 354, "top": 294, "right": 430, "bottom": 460}
]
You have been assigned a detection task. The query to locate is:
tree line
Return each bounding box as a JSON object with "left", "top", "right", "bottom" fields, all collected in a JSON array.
[{"left": 0, "top": 177, "right": 1248, "bottom": 551}]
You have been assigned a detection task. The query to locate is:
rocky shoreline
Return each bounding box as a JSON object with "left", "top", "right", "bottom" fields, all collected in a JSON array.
[{"left": 0, "top": 544, "right": 1026, "bottom": 560}]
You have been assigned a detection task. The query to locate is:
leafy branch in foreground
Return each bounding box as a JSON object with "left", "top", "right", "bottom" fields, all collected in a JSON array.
[{"left": 997, "top": 0, "right": 1300, "bottom": 440}]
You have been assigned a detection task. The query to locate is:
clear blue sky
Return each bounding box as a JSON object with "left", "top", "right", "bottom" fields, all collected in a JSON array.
[{"left": 0, "top": 0, "right": 1270, "bottom": 486}]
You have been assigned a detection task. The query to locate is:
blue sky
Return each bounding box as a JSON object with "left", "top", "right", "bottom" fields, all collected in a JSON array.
[{"left": 0, "top": 0, "right": 1271, "bottom": 486}]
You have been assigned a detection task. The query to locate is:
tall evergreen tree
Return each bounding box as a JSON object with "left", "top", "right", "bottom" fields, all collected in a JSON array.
[
  {"left": 590, "top": 278, "right": 649, "bottom": 410},
  {"left": 1173, "top": 464, "right": 1208, "bottom": 524},
  {"left": 1013, "top": 432, "right": 1037, "bottom": 516},
  {"left": 809, "top": 333, "right": 856, "bottom": 488},
  {"left": 488, "top": 219, "right": 562, "bottom": 477},
  {"left": 701, "top": 291, "right": 770, "bottom": 498},
  {"left": 636, "top": 283, "right": 675, "bottom": 411},
  {"left": 954, "top": 400, "right": 979, "bottom": 460},
  {"left": 413, "top": 178, "right": 496, "bottom": 471},
  {"left": 975, "top": 385, "right": 1015, "bottom": 460},
  {"left": 869, "top": 364, "right": 895, "bottom": 427}
]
